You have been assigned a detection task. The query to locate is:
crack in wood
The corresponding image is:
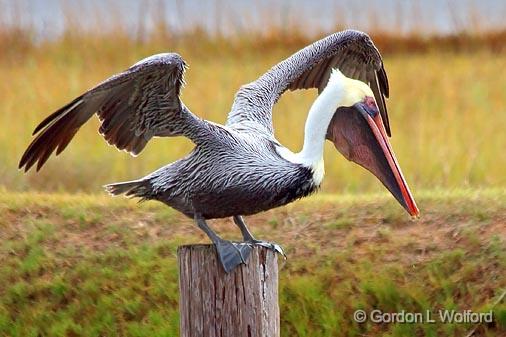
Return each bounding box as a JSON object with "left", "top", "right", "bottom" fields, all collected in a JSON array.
[{"left": 178, "top": 244, "right": 279, "bottom": 337}]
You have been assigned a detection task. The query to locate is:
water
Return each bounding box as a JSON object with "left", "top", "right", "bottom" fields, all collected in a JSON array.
[{"left": 1, "top": 0, "right": 505, "bottom": 40}]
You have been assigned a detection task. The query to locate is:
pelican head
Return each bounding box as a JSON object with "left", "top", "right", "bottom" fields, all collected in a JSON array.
[{"left": 326, "top": 69, "right": 419, "bottom": 216}]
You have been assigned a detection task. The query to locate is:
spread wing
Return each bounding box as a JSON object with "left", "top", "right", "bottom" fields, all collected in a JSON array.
[
  {"left": 19, "top": 53, "right": 208, "bottom": 172},
  {"left": 227, "top": 29, "right": 390, "bottom": 135}
]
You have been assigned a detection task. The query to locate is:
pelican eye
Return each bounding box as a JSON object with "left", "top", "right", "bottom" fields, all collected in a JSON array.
[{"left": 362, "top": 96, "right": 379, "bottom": 117}]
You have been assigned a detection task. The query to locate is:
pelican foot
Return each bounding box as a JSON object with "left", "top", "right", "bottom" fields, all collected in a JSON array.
[
  {"left": 215, "top": 239, "right": 252, "bottom": 273},
  {"left": 246, "top": 240, "right": 286, "bottom": 259}
]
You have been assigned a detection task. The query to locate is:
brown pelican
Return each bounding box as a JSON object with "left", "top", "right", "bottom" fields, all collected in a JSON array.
[{"left": 19, "top": 30, "right": 419, "bottom": 272}]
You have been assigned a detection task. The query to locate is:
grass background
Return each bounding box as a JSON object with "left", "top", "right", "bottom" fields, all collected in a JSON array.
[
  {"left": 0, "top": 189, "right": 505, "bottom": 336},
  {"left": 0, "top": 2, "right": 505, "bottom": 336}
]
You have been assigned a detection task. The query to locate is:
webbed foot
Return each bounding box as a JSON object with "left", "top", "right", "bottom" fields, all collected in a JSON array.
[{"left": 215, "top": 239, "right": 252, "bottom": 273}]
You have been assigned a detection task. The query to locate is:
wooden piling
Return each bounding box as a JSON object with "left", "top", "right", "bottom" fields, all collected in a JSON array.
[{"left": 178, "top": 244, "right": 280, "bottom": 337}]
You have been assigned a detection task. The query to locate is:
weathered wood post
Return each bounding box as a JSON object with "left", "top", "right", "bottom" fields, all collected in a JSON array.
[{"left": 178, "top": 244, "right": 280, "bottom": 337}]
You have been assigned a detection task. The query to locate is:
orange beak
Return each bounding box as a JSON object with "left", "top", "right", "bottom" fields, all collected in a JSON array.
[{"left": 327, "top": 102, "right": 419, "bottom": 217}]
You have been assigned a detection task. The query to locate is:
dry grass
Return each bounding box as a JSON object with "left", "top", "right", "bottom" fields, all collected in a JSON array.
[
  {"left": 1, "top": 4, "right": 505, "bottom": 336},
  {"left": 0, "top": 32, "right": 505, "bottom": 194},
  {"left": 0, "top": 3, "right": 505, "bottom": 193}
]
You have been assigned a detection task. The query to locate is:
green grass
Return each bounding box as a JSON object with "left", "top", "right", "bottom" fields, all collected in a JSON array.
[
  {"left": 1, "top": 10, "right": 505, "bottom": 337},
  {"left": 0, "top": 189, "right": 504, "bottom": 336}
]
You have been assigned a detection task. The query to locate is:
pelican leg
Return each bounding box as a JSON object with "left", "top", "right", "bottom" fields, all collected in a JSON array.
[
  {"left": 233, "top": 215, "right": 285, "bottom": 257},
  {"left": 194, "top": 214, "right": 252, "bottom": 273}
]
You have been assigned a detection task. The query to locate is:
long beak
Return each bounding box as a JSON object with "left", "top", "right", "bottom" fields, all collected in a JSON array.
[
  {"left": 327, "top": 104, "right": 419, "bottom": 217},
  {"left": 358, "top": 104, "right": 419, "bottom": 216}
]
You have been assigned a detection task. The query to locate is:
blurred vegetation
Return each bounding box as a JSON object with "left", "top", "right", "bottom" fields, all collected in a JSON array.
[
  {"left": 0, "top": 189, "right": 504, "bottom": 336},
  {"left": 0, "top": 19, "right": 505, "bottom": 193},
  {"left": 0, "top": 7, "right": 505, "bottom": 336}
]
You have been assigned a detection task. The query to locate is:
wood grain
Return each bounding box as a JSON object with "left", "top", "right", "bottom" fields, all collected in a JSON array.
[{"left": 178, "top": 244, "right": 279, "bottom": 337}]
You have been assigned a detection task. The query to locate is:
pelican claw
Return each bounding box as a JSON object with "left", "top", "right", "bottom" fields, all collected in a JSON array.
[{"left": 246, "top": 240, "right": 286, "bottom": 260}]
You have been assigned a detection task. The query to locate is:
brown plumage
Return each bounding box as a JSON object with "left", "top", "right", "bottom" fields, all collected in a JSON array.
[
  {"left": 19, "top": 53, "right": 195, "bottom": 172},
  {"left": 19, "top": 30, "right": 417, "bottom": 273}
]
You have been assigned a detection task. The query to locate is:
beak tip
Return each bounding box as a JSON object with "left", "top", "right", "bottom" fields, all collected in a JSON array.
[{"left": 408, "top": 205, "right": 420, "bottom": 219}]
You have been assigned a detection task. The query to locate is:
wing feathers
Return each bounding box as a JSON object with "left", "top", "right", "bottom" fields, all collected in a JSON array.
[
  {"left": 228, "top": 29, "right": 390, "bottom": 135},
  {"left": 370, "top": 71, "right": 390, "bottom": 136},
  {"left": 32, "top": 97, "right": 84, "bottom": 135},
  {"left": 20, "top": 53, "right": 206, "bottom": 172},
  {"left": 378, "top": 65, "right": 390, "bottom": 98},
  {"left": 20, "top": 99, "right": 90, "bottom": 171}
]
